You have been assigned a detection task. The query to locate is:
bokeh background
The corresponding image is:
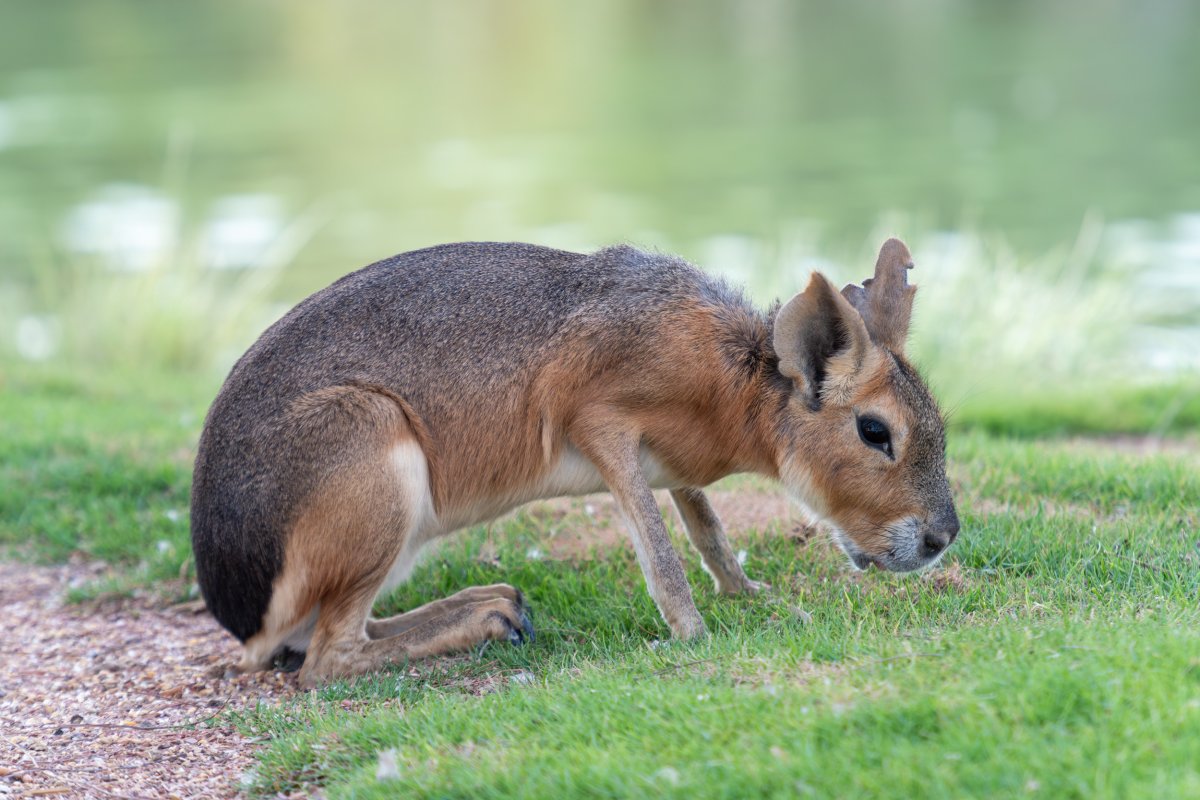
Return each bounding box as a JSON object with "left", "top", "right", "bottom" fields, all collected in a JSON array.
[{"left": 1, "top": 0, "right": 1197, "bottom": 424}]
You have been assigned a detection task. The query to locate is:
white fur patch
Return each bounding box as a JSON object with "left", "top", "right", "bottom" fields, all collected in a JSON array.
[
  {"left": 377, "top": 441, "right": 438, "bottom": 596},
  {"left": 539, "top": 447, "right": 607, "bottom": 498},
  {"left": 532, "top": 444, "right": 677, "bottom": 501},
  {"left": 638, "top": 446, "right": 676, "bottom": 489}
]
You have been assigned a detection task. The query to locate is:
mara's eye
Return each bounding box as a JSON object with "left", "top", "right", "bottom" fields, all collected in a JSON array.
[{"left": 857, "top": 416, "right": 893, "bottom": 456}]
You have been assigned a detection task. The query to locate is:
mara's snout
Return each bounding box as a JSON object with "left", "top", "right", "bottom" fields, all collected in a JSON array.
[
  {"left": 838, "top": 507, "right": 961, "bottom": 573},
  {"left": 191, "top": 236, "right": 957, "bottom": 685}
]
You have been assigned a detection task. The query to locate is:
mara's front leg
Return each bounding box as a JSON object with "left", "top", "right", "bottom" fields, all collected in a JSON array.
[
  {"left": 670, "top": 487, "right": 766, "bottom": 596},
  {"left": 574, "top": 426, "right": 707, "bottom": 640}
]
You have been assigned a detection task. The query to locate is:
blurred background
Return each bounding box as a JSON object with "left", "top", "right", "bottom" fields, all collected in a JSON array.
[{"left": 1, "top": 0, "right": 1197, "bottom": 426}]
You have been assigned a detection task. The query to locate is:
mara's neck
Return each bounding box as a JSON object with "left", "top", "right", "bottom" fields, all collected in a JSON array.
[{"left": 698, "top": 302, "right": 791, "bottom": 484}]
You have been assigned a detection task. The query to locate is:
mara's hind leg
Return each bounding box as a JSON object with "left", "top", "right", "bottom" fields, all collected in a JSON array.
[
  {"left": 366, "top": 584, "right": 532, "bottom": 639},
  {"left": 277, "top": 385, "right": 533, "bottom": 687},
  {"left": 300, "top": 588, "right": 532, "bottom": 687}
]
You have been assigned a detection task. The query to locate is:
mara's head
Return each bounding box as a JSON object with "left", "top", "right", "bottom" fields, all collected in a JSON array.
[{"left": 771, "top": 238, "right": 959, "bottom": 572}]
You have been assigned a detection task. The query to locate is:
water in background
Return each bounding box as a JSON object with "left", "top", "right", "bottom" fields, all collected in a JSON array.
[{"left": 0, "top": 1, "right": 1197, "bottom": 381}]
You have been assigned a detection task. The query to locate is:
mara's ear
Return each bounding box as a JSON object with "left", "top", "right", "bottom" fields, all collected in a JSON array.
[
  {"left": 774, "top": 272, "right": 872, "bottom": 408},
  {"left": 841, "top": 237, "right": 917, "bottom": 352}
]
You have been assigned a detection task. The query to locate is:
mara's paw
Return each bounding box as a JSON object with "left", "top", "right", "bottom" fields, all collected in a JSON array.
[
  {"left": 668, "top": 612, "right": 709, "bottom": 641},
  {"left": 719, "top": 577, "right": 771, "bottom": 596},
  {"left": 271, "top": 647, "right": 307, "bottom": 673},
  {"left": 473, "top": 597, "right": 536, "bottom": 647}
]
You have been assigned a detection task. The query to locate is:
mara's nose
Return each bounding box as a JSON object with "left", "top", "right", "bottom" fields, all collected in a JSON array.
[
  {"left": 922, "top": 530, "right": 952, "bottom": 557},
  {"left": 922, "top": 512, "right": 959, "bottom": 558}
]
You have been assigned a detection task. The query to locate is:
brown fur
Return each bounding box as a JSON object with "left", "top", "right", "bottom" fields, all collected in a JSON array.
[{"left": 191, "top": 239, "right": 958, "bottom": 685}]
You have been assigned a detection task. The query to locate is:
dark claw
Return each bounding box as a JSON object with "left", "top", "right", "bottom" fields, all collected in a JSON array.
[
  {"left": 519, "top": 607, "right": 535, "bottom": 644},
  {"left": 500, "top": 602, "right": 535, "bottom": 646},
  {"left": 490, "top": 596, "right": 535, "bottom": 647}
]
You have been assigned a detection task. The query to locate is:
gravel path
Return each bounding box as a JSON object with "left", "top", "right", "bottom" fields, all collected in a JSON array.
[{"left": 0, "top": 561, "right": 299, "bottom": 800}]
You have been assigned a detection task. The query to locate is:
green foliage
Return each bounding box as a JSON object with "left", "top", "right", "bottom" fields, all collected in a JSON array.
[
  {"left": 244, "top": 621, "right": 1200, "bottom": 799},
  {"left": 227, "top": 428, "right": 1199, "bottom": 799},
  {"left": 2, "top": 362, "right": 1197, "bottom": 799},
  {"left": 0, "top": 365, "right": 210, "bottom": 595}
]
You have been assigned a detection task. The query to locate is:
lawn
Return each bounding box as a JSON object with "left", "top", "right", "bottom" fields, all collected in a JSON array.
[{"left": 1, "top": 364, "right": 1197, "bottom": 798}]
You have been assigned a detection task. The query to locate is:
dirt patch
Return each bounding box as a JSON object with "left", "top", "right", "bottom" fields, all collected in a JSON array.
[
  {"left": 0, "top": 561, "right": 300, "bottom": 800},
  {"left": 922, "top": 559, "right": 969, "bottom": 593}
]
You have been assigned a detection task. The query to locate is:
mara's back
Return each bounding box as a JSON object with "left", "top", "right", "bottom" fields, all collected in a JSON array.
[
  {"left": 191, "top": 241, "right": 755, "bottom": 641},
  {"left": 199, "top": 242, "right": 734, "bottom": 441}
]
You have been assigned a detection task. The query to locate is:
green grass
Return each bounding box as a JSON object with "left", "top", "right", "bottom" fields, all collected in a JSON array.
[
  {"left": 242, "top": 621, "right": 1200, "bottom": 799},
  {"left": 229, "top": 426, "right": 1200, "bottom": 798},
  {"left": 2, "top": 365, "right": 1198, "bottom": 797},
  {"left": 0, "top": 364, "right": 213, "bottom": 597}
]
